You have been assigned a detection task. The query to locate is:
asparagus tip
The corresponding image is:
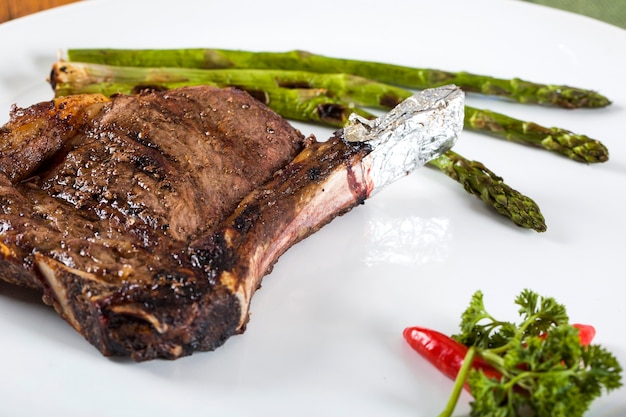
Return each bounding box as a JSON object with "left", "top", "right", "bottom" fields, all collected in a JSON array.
[{"left": 429, "top": 151, "right": 547, "bottom": 233}]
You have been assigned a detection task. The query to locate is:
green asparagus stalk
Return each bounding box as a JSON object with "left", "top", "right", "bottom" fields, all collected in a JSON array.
[
  {"left": 428, "top": 151, "right": 546, "bottom": 232},
  {"left": 66, "top": 48, "right": 611, "bottom": 109},
  {"left": 51, "top": 61, "right": 609, "bottom": 163},
  {"left": 51, "top": 68, "right": 547, "bottom": 232},
  {"left": 465, "top": 107, "right": 608, "bottom": 163},
  {"left": 51, "top": 61, "right": 409, "bottom": 110}
]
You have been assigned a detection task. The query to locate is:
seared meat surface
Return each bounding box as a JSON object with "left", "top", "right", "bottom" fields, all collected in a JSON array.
[
  {"left": 0, "top": 86, "right": 315, "bottom": 359},
  {"left": 0, "top": 82, "right": 464, "bottom": 360}
]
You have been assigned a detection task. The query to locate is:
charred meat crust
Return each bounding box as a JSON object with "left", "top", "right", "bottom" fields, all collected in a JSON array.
[
  {"left": 0, "top": 86, "right": 374, "bottom": 361},
  {"left": 35, "top": 253, "right": 242, "bottom": 360},
  {"left": 0, "top": 86, "right": 305, "bottom": 360},
  {"left": 0, "top": 94, "right": 109, "bottom": 182}
]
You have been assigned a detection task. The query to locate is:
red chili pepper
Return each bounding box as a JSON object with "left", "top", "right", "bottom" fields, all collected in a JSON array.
[
  {"left": 402, "top": 326, "right": 501, "bottom": 389},
  {"left": 403, "top": 323, "right": 596, "bottom": 391},
  {"left": 572, "top": 323, "right": 596, "bottom": 345},
  {"left": 537, "top": 323, "right": 596, "bottom": 345}
]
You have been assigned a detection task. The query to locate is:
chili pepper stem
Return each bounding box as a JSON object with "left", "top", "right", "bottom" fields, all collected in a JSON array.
[{"left": 438, "top": 346, "right": 477, "bottom": 417}]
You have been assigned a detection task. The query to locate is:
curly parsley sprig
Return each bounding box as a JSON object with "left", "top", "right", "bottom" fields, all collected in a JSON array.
[{"left": 443, "top": 289, "right": 622, "bottom": 417}]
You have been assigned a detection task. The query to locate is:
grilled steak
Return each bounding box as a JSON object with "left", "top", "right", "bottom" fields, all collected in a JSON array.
[{"left": 0, "top": 84, "right": 463, "bottom": 361}]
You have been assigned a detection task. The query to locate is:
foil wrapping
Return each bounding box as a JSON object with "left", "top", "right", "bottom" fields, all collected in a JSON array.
[{"left": 343, "top": 85, "right": 464, "bottom": 196}]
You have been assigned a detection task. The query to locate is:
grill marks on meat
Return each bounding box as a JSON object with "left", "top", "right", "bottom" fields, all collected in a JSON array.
[
  {"left": 40, "top": 88, "right": 304, "bottom": 244},
  {"left": 0, "top": 86, "right": 373, "bottom": 360}
]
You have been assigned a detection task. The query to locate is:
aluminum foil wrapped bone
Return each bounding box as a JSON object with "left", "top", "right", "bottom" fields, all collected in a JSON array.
[{"left": 343, "top": 85, "right": 465, "bottom": 196}]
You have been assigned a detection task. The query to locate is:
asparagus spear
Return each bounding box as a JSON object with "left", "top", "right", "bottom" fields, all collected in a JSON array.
[
  {"left": 66, "top": 48, "right": 611, "bottom": 109},
  {"left": 465, "top": 107, "right": 608, "bottom": 163},
  {"left": 51, "top": 70, "right": 546, "bottom": 232},
  {"left": 51, "top": 61, "right": 609, "bottom": 163},
  {"left": 51, "top": 61, "right": 409, "bottom": 110},
  {"left": 428, "top": 151, "right": 546, "bottom": 232}
]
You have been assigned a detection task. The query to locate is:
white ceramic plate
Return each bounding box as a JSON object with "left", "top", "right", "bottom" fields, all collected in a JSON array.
[{"left": 1, "top": 0, "right": 625, "bottom": 416}]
